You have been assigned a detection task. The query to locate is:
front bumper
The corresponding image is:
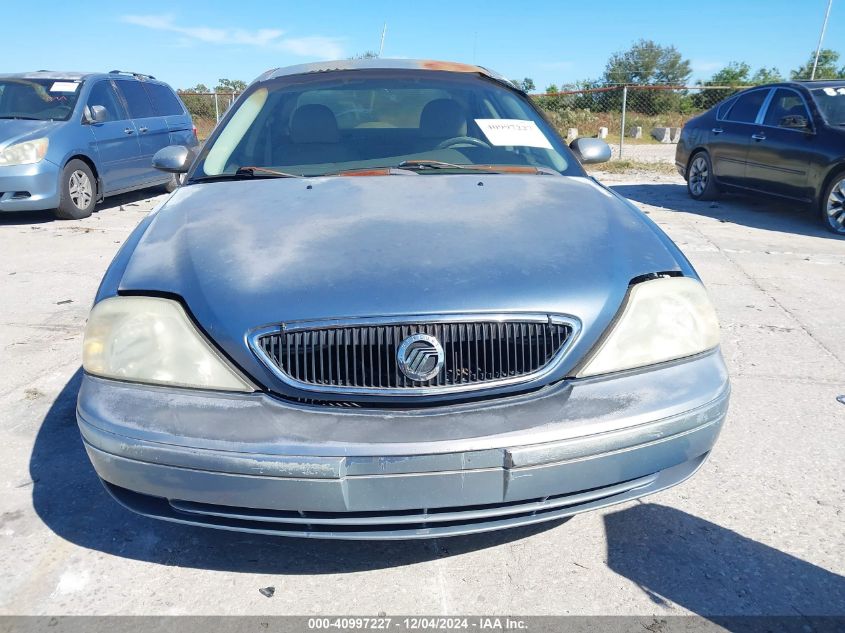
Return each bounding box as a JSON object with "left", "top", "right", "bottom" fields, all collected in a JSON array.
[
  {"left": 77, "top": 351, "right": 730, "bottom": 539},
  {"left": 0, "top": 160, "right": 61, "bottom": 212}
]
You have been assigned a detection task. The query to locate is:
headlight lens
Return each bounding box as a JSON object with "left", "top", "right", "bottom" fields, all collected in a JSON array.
[
  {"left": 577, "top": 277, "right": 720, "bottom": 377},
  {"left": 83, "top": 296, "right": 254, "bottom": 392},
  {"left": 0, "top": 137, "right": 49, "bottom": 166}
]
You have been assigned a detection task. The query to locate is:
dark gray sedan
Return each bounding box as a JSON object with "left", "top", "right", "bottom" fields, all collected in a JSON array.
[
  {"left": 676, "top": 80, "right": 845, "bottom": 234},
  {"left": 78, "top": 59, "right": 729, "bottom": 539}
]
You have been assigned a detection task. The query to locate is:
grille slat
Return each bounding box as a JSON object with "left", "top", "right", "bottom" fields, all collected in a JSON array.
[{"left": 257, "top": 318, "right": 573, "bottom": 393}]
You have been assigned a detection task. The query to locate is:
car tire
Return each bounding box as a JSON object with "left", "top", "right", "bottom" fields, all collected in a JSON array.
[
  {"left": 687, "top": 152, "right": 719, "bottom": 201},
  {"left": 53, "top": 159, "right": 96, "bottom": 220},
  {"left": 820, "top": 171, "right": 845, "bottom": 235}
]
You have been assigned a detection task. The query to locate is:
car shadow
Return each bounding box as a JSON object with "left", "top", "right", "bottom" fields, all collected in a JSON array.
[
  {"left": 0, "top": 187, "right": 166, "bottom": 226},
  {"left": 605, "top": 503, "right": 845, "bottom": 618},
  {"left": 29, "top": 370, "right": 564, "bottom": 573},
  {"left": 611, "top": 183, "right": 842, "bottom": 241}
]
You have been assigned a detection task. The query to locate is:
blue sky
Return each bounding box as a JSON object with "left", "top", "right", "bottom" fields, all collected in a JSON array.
[{"left": 5, "top": 0, "right": 843, "bottom": 90}]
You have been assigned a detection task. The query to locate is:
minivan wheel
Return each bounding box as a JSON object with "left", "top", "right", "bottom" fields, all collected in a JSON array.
[
  {"left": 54, "top": 159, "right": 96, "bottom": 220},
  {"left": 687, "top": 152, "right": 719, "bottom": 201},
  {"left": 821, "top": 172, "right": 845, "bottom": 235}
]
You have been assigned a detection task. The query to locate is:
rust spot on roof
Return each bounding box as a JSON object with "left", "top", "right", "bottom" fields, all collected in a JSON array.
[{"left": 420, "top": 60, "right": 481, "bottom": 73}]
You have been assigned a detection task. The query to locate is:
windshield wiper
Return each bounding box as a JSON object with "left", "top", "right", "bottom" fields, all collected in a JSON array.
[
  {"left": 235, "top": 166, "right": 302, "bottom": 178},
  {"left": 326, "top": 166, "right": 419, "bottom": 176},
  {"left": 190, "top": 166, "right": 302, "bottom": 184},
  {"left": 0, "top": 115, "right": 41, "bottom": 120},
  {"left": 397, "top": 160, "right": 559, "bottom": 175},
  {"left": 397, "top": 160, "right": 492, "bottom": 172}
]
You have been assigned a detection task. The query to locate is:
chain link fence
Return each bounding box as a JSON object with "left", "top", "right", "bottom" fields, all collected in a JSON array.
[
  {"left": 534, "top": 85, "right": 745, "bottom": 162},
  {"left": 176, "top": 91, "right": 242, "bottom": 140},
  {"left": 174, "top": 85, "right": 747, "bottom": 159}
]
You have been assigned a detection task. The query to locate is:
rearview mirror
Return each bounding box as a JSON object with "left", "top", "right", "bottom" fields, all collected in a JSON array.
[
  {"left": 152, "top": 145, "right": 194, "bottom": 174},
  {"left": 780, "top": 114, "right": 810, "bottom": 130},
  {"left": 569, "top": 138, "right": 612, "bottom": 164}
]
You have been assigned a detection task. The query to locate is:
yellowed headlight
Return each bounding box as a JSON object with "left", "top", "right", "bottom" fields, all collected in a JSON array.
[
  {"left": 577, "top": 277, "right": 720, "bottom": 377},
  {"left": 83, "top": 296, "right": 253, "bottom": 392}
]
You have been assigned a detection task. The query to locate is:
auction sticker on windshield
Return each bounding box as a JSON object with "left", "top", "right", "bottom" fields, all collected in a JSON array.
[
  {"left": 475, "top": 119, "right": 553, "bottom": 149},
  {"left": 50, "top": 82, "right": 80, "bottom": 93}
]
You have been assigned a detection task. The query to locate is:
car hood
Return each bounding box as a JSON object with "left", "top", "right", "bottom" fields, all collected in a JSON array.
[
  {"left": 119, "top": 175, "right": 687, "bottom": 387},
  {"left": 0, "top": 119, "right": 61, "bottom": 148}
]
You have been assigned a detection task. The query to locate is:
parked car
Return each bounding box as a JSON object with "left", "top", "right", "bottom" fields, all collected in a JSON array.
[
  {"left": 0, "top": 70, "right": 198, "bottom": 219},
  {"left": 676, "top": 80, "right": 845, "bottom": 234},
  {"left": 77, "top": 59, "right": 729, "bottom": 539}
]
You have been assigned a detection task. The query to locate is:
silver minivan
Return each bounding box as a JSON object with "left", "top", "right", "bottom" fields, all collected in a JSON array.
[{"left": 0, "top": 70, "right": 199, "bottom": 219}]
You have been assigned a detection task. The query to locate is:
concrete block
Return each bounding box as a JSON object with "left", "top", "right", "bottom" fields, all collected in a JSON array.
[
  {"left": 651, "top": 127, "right": 672, "bottom": 143},
  {"left": 670, "top": 127, "right": 682, "bottom": 143},
  {"left": 627, "top": 126, "right": 643, "bottom": 139},
  {"left": 566, "top": 128, "right": 578, "bottom": 142},
  {"left": 597, "top": 127, "right": 608, "bottom": 139}
]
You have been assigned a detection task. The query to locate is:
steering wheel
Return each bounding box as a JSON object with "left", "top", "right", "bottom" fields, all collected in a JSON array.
[{"left": 436, "top": 136, "right": 491, "bottom": 150}]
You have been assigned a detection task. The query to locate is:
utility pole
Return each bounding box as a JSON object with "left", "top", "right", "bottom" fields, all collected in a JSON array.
[
  {"left": 811, "top": 0, "right": 834, "bottom": 79},
  {"left": 378, "top": 23, "right": 387, "bottom": 57}
]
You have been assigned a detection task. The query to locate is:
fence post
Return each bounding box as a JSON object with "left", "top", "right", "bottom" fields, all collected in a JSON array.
[
  {"left": 214, "top": 93, "right": 220, "bottom": 122},
  {"left": 619, "top": 85, "right": 628, "bottom": 161}
]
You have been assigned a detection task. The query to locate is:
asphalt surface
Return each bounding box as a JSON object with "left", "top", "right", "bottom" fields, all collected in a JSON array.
[{"left": 1, "top": 173, "right": 843, "bottom": 616}]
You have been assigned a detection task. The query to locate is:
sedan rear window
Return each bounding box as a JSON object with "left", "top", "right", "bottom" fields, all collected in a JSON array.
[{"left": 724, "top": 89, "right": 768, "bottom": 123}]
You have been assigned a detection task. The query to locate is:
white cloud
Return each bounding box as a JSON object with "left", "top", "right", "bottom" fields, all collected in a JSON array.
[{"left": 120, "top": 14, "right": 343, "bottom": 59}]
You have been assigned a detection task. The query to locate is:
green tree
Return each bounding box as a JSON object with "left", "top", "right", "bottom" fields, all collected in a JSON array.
[
  {"left": 708, "top": 61, "right": 751, "bottom": 86},
  {"left": 545, "top": 83, "right": 559, "bottom": 95},
  {"left": 693, "top": 62, "right": 752, "bottom": 109},
  {"left": 693, "top": 62, "right": 785, "bottom": 110},
  {"left": 602, "top": 39, "right": 691, "bottom": 86},
  {"left": 791, "top": 49, "right": 845, "bottom": 79},
  {"left": 215, "top": 78, "right": 247, "bottom": 93},
  {"left": 600, "top": 40, "right": 691, "bottom": 113},
  {"left": 510, "top": 78, "right": 536, "bottom": 92},
  {"left": 178, "top": 84, "right": 215, "bottom": 119},
  {"left": 751, "top": 67, "right": 783, "bottom": 84},
  {"left": 351, "top": 51, "right": 379, "bottom": 60}
]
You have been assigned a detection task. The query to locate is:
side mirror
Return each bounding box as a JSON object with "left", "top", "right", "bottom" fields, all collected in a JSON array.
[
  {"left": 152, "top": 145, "right": 194, "bottom": 174},
  {"left": 780, "top": 114, "right": 810, "bottom": 130},
  {"left": 569, "top": 138, "right": 612, "bottom": 164},
  {"left": 86, "top": 105, "right": 108, "bottom": 124}
]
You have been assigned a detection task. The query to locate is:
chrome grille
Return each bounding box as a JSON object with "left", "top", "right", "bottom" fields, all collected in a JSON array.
[{"left": 252, "top": 316, "right": 576, "bottom": 395}]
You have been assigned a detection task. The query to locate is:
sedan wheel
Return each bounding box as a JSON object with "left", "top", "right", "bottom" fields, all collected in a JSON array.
[
  {"left": 823, "top": 175, "right": 845, "bottom": 235},
  {"left": 687, "top": 153, "right": 718, "bottom": 201}
]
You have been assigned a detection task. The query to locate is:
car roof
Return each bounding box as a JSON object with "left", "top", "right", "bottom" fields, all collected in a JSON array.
[
  {"left": 0, "top": 70, "right": 162, "bottom": 83},
  {"left": 793, "top": 79, "right": 845, "bottom": 89},
  {"left": 736, "top": 79, "right": 845, "bottom": 91},
  {"left": 257, "top": 58, "right": 515, "bottom": 88}
]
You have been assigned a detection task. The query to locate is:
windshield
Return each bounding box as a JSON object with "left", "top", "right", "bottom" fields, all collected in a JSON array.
[
  {"left": 193, "top": 70, "right": 577, "bottom": 179},
  {"left": 0, "top": 78, "right": 82, "bottom": 121},
  {"left": 811, "top": 86, "right": 845, "bottom": 125}
]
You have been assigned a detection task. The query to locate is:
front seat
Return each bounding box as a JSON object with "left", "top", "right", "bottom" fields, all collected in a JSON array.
[
  {"left": 279, "top": 104, "right": 355, "bottom": 165},
  {"left": 417, "top": 99, "right": 468, "bottom": 149}
]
